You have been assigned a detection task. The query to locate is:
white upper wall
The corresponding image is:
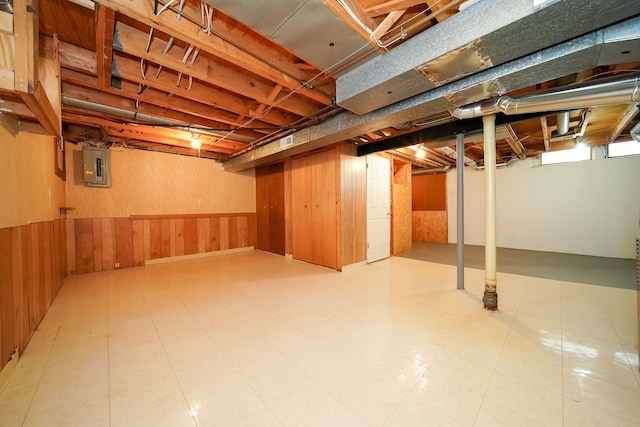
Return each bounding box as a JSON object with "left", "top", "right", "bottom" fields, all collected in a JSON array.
[{"left": 447, "top": 146, "right": 640, "bottom": 259}]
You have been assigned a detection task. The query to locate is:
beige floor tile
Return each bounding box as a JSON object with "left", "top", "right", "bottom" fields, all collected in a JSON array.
[{"left": 0, "top": 250, "right": 637, "bottom": 426}]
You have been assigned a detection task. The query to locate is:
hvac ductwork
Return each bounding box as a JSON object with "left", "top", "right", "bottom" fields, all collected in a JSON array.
[
  {"left": 451, "top": 75, "right": 640, "bottom": 119},
  {"left": 337, "top": 0, "right": 640, "bottom": 115}
]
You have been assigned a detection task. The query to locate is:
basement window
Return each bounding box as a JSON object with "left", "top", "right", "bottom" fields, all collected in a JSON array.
[
  {"left": 540, "top": 145, "right": 591, "bottom": 165},
  {"left": 607, "top": 140, "right": 640, "bottom": 158}
]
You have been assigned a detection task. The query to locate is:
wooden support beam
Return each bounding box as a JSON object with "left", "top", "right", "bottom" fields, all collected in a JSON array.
[
  {"left": 609, "top": 103, "right": 638, "bottom": 142},
  {"left": 96, "top": 4, "right": 115, "bottom": 88},
  {"left": 13, "top": 0, "right": 37, "bottom": 93},
  {"left": 540, "top": 116, "right": 550, "bottom": 151},
  {"left": 61, "top": 81, "right": 263, "bottom": 141},
  {"left": 504, "top": 124, "right": 526, "bottom": 159},
  {"left": 61, "top": 111, "right": 247, "bottom": 154},
  {"left": 19, "top": 82, "right": 61, "bottom": 136},
  {"left": 424, "top": 0, "right": 458, "bottom": 22},
  {"left": 373, "top": 10, "right": 406, "bottom": 40},
  {"left": 96, "top": 0, "right": 333, "bottom": 105},
  {"left": 364, "top": 0, "right": 424, "bottom": 17},
  {"left": 46, "top": 37, "right": 294, "bottom": 129},
  {"left": 113, "top": 21, "right": 320, "bottom": 118}
]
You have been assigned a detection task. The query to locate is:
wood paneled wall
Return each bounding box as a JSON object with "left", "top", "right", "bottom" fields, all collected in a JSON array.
[
  {"left": 340, "top": 143, "right": 367, "bottom": 266},
  {"left": 0, "top": 220, "right": 67, "bottom": 370},
  {"left": 412, "top": 211, "right": 448, "bottom": 242},
  {"left": 392, "top": 157, "right": 412, "bottom": 255},
  {"left": 66, "top": 213, "right": 256, "bottom": 274}
]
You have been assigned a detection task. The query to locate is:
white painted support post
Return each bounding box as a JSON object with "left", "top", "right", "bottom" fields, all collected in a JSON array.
[{"left": 483, "top": 114, "right": 498, "bottom": 310}]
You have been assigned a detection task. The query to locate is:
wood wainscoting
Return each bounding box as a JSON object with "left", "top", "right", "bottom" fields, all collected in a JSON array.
[
  {"left": 0, "top": 220, "right": 67, "bottom": 371},
  {"left": 66, "top": 213, "right": 256, "bottom": 275}
]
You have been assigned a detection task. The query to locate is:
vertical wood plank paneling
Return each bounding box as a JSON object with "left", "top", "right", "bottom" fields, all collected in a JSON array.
[
  {"left": 175, "top": 219, "right": 185, "bottom": 256},
  {"left": 210, "top": 217, "right": 220, "bottom": 251},
  {"left": 12, "top": 226, "right": 26, "bottom": 353},
  {"left": 115, "top": 218, "right": 134, "bottom": 268},
  {"left": 0, "top": 228, "right": 14, "bottom": 366},
  {"left": 219, "top": 217, "right": 229, "bottom": 250},
  {"left": 183, "top": 218, "right": 198, "bottom": 255},
  {"left": 340, "top": 143, "right": 367, "bottom": 266},
  {"left": 228, "top": 217, "right": 238, "bottom": 249},
  {"left": 28, "top": 224, "right": 39, "bottom": 333},
  {"left": 74, "top": 218, "right": 94, "bottom": 274},
  {"left": 236, "top": 216, "right": 248, "bottom": 248},
  {"left": 149, "top": 219, "right": 161, "bottom": 259},
  {"left": 0, "top": 221, "right": 68, "bottom": 371},
  {"left": 169, "top": 219, "right": 176, "bottom": 257},
  {"left": 160, "top": 219, "right": 170, "bottom": 258},
  {"left": 41, "top": 222, "right": 54, "bottom": 311},
  {"left": 204, "top": 218, "right": 211, "bottom": 252},
  {"left": 196, "top": 218, "right": 207, "bottom": 254},
  {"left": 143, "top": 219, "right": 151, "bottom": 261},
  {"left": 92, "top": 219, "right": 103, "bottom": 272},
  {"left": 101, "top": 218, "right": 116, "bottom": 271},
  {"left": 248, "top": 214, "right": 257, "bottom": 247},
  {"left": 132, "top": 220, "right": 145, "bottom": 266},
  {"left": 66, "top": 219, "right": 76, "bottom": 275}
]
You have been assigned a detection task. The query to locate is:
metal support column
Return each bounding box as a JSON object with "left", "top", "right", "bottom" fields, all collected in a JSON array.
[
  {"left": 483, "top": 114, "right": 498, "bottom": 310},
  {"left": 456, "top": 132, "right": 465, "bottom": 290}
]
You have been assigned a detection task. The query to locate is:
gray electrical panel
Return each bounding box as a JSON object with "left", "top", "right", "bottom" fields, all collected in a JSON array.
[{"left": 83, "top": 147, "right": 112, "bottom": 188}]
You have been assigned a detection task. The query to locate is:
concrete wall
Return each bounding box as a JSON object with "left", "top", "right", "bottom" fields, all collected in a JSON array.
[{"left": 447, "top": 147, "right": 640, "bottom": 259}]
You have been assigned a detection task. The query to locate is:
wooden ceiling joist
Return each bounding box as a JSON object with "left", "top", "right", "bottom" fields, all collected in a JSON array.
[
  {"left": 95, "top": 4, "right": 115, "bottom": 88},
  {"left": 95, "top": 0, "right": 333, "bottom": 106}
]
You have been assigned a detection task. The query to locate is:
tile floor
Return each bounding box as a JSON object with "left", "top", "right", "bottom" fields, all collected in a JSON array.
[{"left": 0, "top": 250, "right": 638, "bottom": 426}]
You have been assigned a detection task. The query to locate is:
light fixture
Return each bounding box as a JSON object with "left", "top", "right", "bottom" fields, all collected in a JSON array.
[
  {"left": 191, "top": 134, "right": 200, "bottom": 149},
  {"left": 416, "top": 145, "right": 427, "bottom": 159}
]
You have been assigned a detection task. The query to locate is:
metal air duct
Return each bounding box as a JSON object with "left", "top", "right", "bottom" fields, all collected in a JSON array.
[
  {"left": 451, "top": 75, "right": 640, "bottom": 119},
  {"left": 556, "top": 111, "right": 570, "bottom": 136}
]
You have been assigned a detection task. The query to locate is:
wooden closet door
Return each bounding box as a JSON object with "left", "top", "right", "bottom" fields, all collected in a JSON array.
[
  {"left": 256, "top": 163, "right": 285, "bottom": 255},
  {"left": 292, "top": 155, "right": 313, "bottom": 264},
  {"left": 268, "top": 163, "right": 285, "bottom": 255},
  {"left": 255, "top": 165, "right": 271, "bottom": 252},
  {"left": 312, "top": 149, "right": 338, "bottom": 269}
]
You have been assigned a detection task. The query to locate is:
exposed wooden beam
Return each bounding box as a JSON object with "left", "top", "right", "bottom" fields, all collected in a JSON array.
[
  {"left": 113, "top": 21, "right": 321, "bottom": 119},
  {"left": 323, "top": 0, "right": 376, "bottom": 45},
  {"left": 95, "top": 0, "right": 333, "bottom": 105},
  {"left": 373, "top": 10, "right": 406, "bottom": 40},
  {"left": 504, "top": 124, "right": 526, "bottom": 159},
  {"left": 61, "top": 111, "right": 246, "bottom": 154},
  {"left": 45, "top": 37, "right": 289, "bottom": 130},
  {"left": 96, "top": 4, "right": 115, "bottom": 88},
  {"left": 0, "top": 99, "right": 35, "bottom": 117},
  {"left": 19, "top": 82, "right": 61, "bottom": 136},
  {"left": 61, "top": 81, "right": 263, "bottom": 141},
  {"left": 540, "top": 116, "right": 550, "bottom": 151},
  {"left": 13, "top": 0, "right": 37, "bottom": 93},
  {"left": 424, "top": 0, "right": 458, "bottom": 22},
  {"left": 364, "top": 0, "right": 424, "bottom": 17},
  {"left": 608, "top": 103, "right": 638, "bottom": 142}
]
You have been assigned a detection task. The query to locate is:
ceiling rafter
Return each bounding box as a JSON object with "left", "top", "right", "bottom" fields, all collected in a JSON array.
[{"left": 95, "top": 0, "right": 334, "bottom": 106}]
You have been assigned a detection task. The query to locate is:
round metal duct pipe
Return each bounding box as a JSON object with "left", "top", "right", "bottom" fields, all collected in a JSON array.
[{"left": 452, "top": 74, "right": 640, "bottom": 119}]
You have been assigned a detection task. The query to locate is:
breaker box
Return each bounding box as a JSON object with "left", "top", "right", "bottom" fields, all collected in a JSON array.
[{"left": 83, "top": 147, "right": 112, "bottom": 188}]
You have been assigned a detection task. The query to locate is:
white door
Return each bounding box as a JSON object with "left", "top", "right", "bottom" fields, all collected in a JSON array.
[{"left": 367, "top": 155, "right": 391, "bottom": 263}]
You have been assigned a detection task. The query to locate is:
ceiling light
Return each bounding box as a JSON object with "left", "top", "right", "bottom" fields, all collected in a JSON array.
[
  {"left": 416, "top": 146, "right": 427, "bottom": 159},
  {"left": 191, "top": 134, "right": 200, "bottom": 149}
]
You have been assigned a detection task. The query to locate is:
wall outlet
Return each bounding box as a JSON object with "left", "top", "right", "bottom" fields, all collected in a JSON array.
[{"left": 115, "top": 262, "right": 120, "bottom": 268}]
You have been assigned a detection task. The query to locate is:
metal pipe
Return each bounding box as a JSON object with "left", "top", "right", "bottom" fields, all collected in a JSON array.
[
  {"left": 556, "top": 111, "right": 570, "bottom": 135},
  {"left": 411, "top": 166, "right": 451, "bottom": 175},
  {"left": 482, "top": 114, "right": 498, "bottom": 310},
  {"left": 631, "top": 120, "right": 640, "bottom": 142},
  {"left": 456, "top": 132, "right": 465, "bottom": 290},
  {"left": 452, "top": 74, "right": 640, "bottom": 119}
]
